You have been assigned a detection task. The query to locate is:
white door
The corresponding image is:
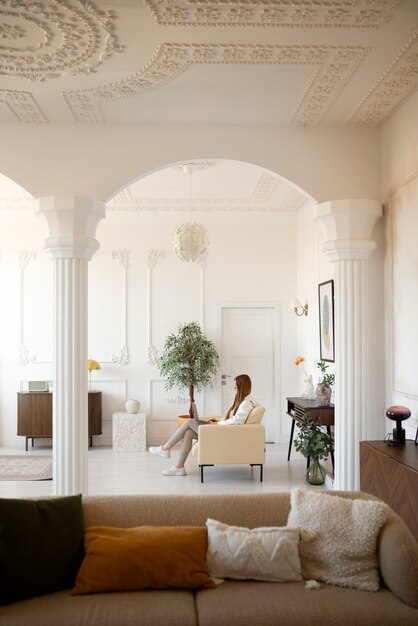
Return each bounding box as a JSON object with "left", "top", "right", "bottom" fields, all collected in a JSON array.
[{"left": 220, "top": 306, "right": 277, "bottom": 442}]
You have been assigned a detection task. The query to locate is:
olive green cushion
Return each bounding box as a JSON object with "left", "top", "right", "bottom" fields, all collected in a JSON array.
[{"left": 0, "top": 495, "right": 84, "bottom": 605}]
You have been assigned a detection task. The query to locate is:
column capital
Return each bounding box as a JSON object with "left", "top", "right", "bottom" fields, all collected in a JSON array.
[
  {"left": 314, "top": 199, "right": 382, "bottom": 262},
  {"left": 36, "top": 196, "right": 105, "bottom": 260}
]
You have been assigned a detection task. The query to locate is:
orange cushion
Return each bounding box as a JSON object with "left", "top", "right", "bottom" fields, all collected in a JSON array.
[{"left": 72, "top": 525, "right": 215, "bottom": 595}]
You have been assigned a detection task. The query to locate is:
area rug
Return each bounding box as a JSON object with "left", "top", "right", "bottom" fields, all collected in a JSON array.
[{"left": 0, "top": 455, "right": 53, "bottom": 481}]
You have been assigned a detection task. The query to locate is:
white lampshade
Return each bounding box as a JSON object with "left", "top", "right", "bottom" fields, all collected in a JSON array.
[
  {"left": 290, "top": 298, "right": 302, "bottom": 310},
  {"left": 172, "top": 222, "right": 209, "bottom": 263}
]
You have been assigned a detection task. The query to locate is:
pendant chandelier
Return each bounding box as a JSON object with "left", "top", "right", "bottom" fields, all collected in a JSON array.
[{"left": 172, "top": 163, "right": 209, "bottom": 263}]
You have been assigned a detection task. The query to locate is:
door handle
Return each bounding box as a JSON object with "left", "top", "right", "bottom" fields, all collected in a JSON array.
[{"left": 221, "top": 374, "right": 231, "bottom": 386}]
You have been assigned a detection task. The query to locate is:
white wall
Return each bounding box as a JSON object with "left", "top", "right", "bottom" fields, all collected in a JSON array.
[
  {"left": 0, "top": 209, "right": 298, "bottom": 447},
  {"left": 381, "top": 90, "right": 418, "bottom": 440}
]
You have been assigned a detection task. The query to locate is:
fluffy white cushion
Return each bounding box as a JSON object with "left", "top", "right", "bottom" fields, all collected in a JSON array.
[
  {"left": 206, "top": 518, "right": 303, "bottom": 582},
  {"left": 287, "top": 489, "right": 389, "bottom": 592}
]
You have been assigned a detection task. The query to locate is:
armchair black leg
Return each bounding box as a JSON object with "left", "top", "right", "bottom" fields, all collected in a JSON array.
[
  {"left": 200, "top": 465, "right": 214, "bottom": 483},
  {"left": 250, "top": 464, "right": 263, "bottom": 482}
]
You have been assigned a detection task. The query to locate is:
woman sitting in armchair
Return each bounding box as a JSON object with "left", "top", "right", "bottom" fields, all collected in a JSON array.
[{"left": 149, "top": 374, "right": 254, "bottom": 476}]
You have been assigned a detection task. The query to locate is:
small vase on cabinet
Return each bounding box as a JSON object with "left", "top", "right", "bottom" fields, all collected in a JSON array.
[
  {"left": 125, "top": 399, "right": 140, "bottom": 414},
  {"left": 315, "top": 383, "right": 332, "bottom": 406}
]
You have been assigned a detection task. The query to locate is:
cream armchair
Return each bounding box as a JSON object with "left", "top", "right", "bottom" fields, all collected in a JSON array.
[{"left": 194, "top": 404, "right": 265, "bottom": 483}]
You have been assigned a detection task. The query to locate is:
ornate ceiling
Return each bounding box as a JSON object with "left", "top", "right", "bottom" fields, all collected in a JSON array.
[{"left": 0, "top": 0, "right": 417, "bottom": 213}]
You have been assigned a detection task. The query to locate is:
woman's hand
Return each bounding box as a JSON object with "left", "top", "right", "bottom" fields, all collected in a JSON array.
[{"left": 208, "top": 418, "right": 219, "bottom": 424}]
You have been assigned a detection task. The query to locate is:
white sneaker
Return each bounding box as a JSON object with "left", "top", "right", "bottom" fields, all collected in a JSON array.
[
  {"left": 162, "top": 466, "right": 186, "bottom": 476},
  {"left": 149, "top": 445, "right": 170, "bottom": 458}
]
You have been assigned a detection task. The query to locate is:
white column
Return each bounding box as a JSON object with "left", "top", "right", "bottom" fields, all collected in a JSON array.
[
  {"left": 36, "top": 196, "right": 105, "bottom": 495},
  {"left": 314, "top": 199, "right": 382, "bottom": 490}
]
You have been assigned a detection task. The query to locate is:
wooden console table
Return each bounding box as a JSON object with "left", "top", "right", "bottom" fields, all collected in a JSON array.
[
  {"left": 286, "top": 397, "right": 335, "bottom": 470},
  {"left": 17, "top": 391, "right": 102, "bottom": 450},
  {"left": 360, "top": 440, "right": 418, "bottom": 541}
]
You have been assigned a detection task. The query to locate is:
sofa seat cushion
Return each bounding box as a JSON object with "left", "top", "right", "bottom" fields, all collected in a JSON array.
[
  {"left": 0, "top": 589, "right": 198, "bottom": 626},
  {"left": 195, "top": 581, "right": 418, "bottom": 626}
]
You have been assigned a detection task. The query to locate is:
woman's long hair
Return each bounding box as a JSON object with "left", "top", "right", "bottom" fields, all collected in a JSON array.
[{"left": 224, "top": 374, "right": 252, "bottom": 420}]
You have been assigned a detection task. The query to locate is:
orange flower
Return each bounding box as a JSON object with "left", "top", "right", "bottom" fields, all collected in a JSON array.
[{"left": 294, "top": 356, "right": 305, "bottom": 366}]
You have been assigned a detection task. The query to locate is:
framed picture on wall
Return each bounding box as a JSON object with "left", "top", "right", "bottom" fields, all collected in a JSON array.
[{"left": 318, "top": 279, "right": 335, "bottom": 363}]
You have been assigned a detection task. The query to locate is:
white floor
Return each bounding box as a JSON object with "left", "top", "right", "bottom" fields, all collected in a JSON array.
[{"left": 0, "top": 442, "right": 329, "bottom": 498}]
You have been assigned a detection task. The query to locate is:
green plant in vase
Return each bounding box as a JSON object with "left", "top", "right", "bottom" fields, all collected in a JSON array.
[
  {"left": 294, "top": 409, "right": 334, "bottom": 485},
  {"left": 157, "top": 321, "right": 220, "bottom": 420}
]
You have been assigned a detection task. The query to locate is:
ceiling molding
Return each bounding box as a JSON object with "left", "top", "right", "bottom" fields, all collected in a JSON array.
[
  {"left": 0, "top": 0, "right": 123, "bottom": 82},
  {"left": 0, "top": 90, "right": 48, "bottom": 123},
  {"left": 0, "top": 197, "right": 36, "bottom": 211},
  {"left": 145, "top": 0, "right": 400, "bottom": 29},
  {"left": 346, "top": 31, "right": 418, "bottom": 127},
  {"left": 251, "top": 173, "right": 279, "bottom": 202},
  {"left": 63, "top": 43, "right": 368, "bottom": 126}
]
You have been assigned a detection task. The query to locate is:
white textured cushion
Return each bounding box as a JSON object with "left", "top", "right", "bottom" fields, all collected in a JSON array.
[
  {"left": 287, "top": 489, "right": 389, "bottom": 592},
  {"left": 206, "top": 518, "right": 303, "bottom": 582}
]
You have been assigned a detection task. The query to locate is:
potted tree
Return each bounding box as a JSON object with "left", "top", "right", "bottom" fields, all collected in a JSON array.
[
  {"left": 157, "top": 321, "right": 220, "bottom": 420},
  {"left": 294, "top": 410, "right": 334, "bottom": 485},
  {"left": 316, "top": 361, "right": 335, "bottom": 406}
]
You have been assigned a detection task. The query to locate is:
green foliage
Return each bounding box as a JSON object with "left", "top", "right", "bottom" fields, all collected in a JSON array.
[
  {"left": 294, "top": 410, "right": 334, "bottom": 461},
  {"left": 158, "top": 322, "right": 220, "bottom": 393},
  {"left": 317, "top": 361, "right": 335, "bottom": 387}
]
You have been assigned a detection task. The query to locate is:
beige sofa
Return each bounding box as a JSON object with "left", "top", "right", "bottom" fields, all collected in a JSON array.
[{"left": 1, "top": 491, "right": 417, "bottom": 626}]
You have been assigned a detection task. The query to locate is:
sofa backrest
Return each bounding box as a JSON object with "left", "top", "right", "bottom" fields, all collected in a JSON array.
[
  {"left": 245, "top": 403, "right": 265, "bottom": 424},
  {"left": 81, "top": 490, "right": 376, "bottom": 530}
]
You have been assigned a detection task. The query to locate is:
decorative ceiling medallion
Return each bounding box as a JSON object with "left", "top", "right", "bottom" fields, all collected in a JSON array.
[
  {"left": 64, "top": 43, "right": 368, "bottom": 126},
  {"left": 145, "top": 0, "right": 399, "bottom": 29},
  {"left": 347, "top": 32, "right": 418, "bottom": 127},
  {"left": 0, "top": 0, "right": 123, "bottom": 81},
  {"left": 0, "top": 89, "right": 47, "bottom": 123}
]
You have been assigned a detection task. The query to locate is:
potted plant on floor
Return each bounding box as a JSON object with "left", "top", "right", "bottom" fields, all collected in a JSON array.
[
  {"left": 157, "top": 321, "right": 220, "bottom": 420},
  {"left": 294, "top": 410, "right": 334, "bottom": 485},
  {"left": 316, "top": 361, "right": 335, "bottom": 406}
]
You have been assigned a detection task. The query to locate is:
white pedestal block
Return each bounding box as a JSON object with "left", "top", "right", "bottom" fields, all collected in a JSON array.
[{"left": 113, "top": 412, "right": 146, "bottom": 452}]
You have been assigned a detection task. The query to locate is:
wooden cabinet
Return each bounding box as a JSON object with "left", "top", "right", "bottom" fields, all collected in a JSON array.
[
  {"left": 17, "top": 391, "right": 102, "bottom": 450},
  {"left": 286, "top": 397, "right": 335, "bottom": 470},
  {"left": 360, "top": 440, "right": 418, "bottom": 541}
]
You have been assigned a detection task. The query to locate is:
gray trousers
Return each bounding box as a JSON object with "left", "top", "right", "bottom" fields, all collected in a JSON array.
[{"left": 165, "top": 418, "right": 199, "bottom": 466}]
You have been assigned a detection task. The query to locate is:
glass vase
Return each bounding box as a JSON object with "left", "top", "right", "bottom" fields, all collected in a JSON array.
[{"left": 306, "top": 457, "right": 326, "bottom": 485}]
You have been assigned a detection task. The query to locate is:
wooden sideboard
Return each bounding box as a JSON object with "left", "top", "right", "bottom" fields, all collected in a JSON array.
[
  {"left": 286, "top": 397, "right": 335, "bottom": 470},
  {"left": 17, "top": 391, "right": 102, "bottom": 450},
  {"left": 360, "top": 440, "right": 418, "bottom": 541}
]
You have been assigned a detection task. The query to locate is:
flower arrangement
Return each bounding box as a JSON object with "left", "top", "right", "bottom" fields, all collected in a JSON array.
[
  {"left": 294, "top": 356, "right": 315, "bottom": 400},
  {"left": 317, "top": 361, "right": 335, "bottom": 387}
]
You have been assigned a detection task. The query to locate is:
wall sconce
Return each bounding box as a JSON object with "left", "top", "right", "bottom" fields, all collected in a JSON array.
[{"left": 291, "top": 298, "right": 308, "bottom": 317}]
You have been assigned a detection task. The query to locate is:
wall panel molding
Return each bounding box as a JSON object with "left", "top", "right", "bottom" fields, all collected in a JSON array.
[
  {"left": 89, "top": 249, "right": 130, "bottom": 365},
  {"left": 146, "top": 248, "right": 165, "bottom": 365},
  {"left": 111, "top": 249, "right": 130, "bottom": 365}
]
